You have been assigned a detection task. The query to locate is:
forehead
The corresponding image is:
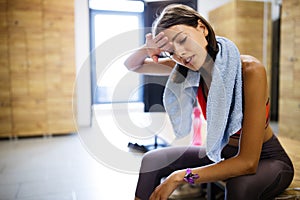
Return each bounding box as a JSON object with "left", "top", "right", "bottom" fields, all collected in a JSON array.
[
  {"left": 163, "top": 24, "right": 195, "bottom": 38},
  {"left": 164, "top": 25, "right": 185, "bottom": 35}
]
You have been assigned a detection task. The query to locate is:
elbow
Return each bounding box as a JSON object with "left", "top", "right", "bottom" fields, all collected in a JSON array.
[
  {"left": 123, "top": 60, "right": 133, "bottom": 71},
  {"left": 243, "top": 160, "right": 258, "bottom": 175},
  {"left": 235, "top": 155, "right": 259, "bottom": 175},
  {"left": 124, "top": 60, "right": 140, "bottom": 72}
]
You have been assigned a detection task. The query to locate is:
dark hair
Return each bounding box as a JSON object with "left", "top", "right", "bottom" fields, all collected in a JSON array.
[{"left": 152, "top": 4, "right": 219, "bottom": 78}]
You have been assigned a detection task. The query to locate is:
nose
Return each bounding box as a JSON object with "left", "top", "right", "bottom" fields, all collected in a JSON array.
[{"left": 173, "top": 44, "right": 186, "bottom": 58}]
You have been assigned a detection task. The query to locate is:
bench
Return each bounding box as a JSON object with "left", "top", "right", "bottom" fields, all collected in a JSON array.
[
  {"left": 274, "top": 136, "right": 300, "bottom": 199},
  {"left": 206, "top": 136, "right": 300, "bottom": 200}
]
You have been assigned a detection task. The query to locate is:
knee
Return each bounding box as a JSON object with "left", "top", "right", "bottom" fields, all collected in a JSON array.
[
  {"left": 140, "top": 151, "right": 154, "bottom": 170},
  {"left": 141, "top": 150, "right": 160, "bottom": 166},
  {"left": 140, "top": 149, "right": 168, "bottom": 173}
]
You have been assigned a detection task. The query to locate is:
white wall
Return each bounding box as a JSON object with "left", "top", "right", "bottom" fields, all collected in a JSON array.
[{"left": 74, "top": 0, "right": 92, "bottom": 127}]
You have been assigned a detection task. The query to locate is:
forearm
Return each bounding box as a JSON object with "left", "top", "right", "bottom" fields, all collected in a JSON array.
[
  {"left": 173, "top": 156, "right": 255, "bottom": 186},
  {"left": 124, "top": 47, "right": 175, "bottom": 75},
  {"left": 124, "top": 45, "right": 149, "bottom": 71},
  {"left": 199, "top": 157, "right": 255, "bottom": 182},
  {"left": 133, "top": 62, "right": 174, "bottom": 76}
]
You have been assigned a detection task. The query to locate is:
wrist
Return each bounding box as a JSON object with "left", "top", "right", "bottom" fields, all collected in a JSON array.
[
  {"left": 141, "top": 45, "right": 151, "bottom": 57},
  {"left": 141, "top": 45, "right": 160, "bottom": 62},
  {"left": 183, "top": 168, "right": 199, "bottom": 184},
  {"left": 172, "top": 170, "right": 186, "bottom": 185}
]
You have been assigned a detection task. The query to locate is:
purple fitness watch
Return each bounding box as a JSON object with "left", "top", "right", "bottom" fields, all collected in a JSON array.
[{"left": 183, "top": 168, "right": 199, "bottom": 184}]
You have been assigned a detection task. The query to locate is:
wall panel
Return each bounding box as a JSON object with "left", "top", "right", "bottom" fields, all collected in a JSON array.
[
  {"left": 0, "top": 0, "right": 76, "bottom": 137},
  {"left": 279, "top": 0, "right": 300, "bottom": 139}
]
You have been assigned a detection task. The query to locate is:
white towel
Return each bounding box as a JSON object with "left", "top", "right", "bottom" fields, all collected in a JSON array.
[{"left": 163, "top": 36, "right": 243, "bottom": 163}]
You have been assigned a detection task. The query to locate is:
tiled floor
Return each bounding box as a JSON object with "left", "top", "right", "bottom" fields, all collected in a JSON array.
[
  {"left": 0, "top": 133, "right": 140, "bottom": 200},
  {"left": 0, "top": 103, "right": 166, "bottom": 200},
  {"left": 0, "top": 103, "right": 280, "bottom": 200}
]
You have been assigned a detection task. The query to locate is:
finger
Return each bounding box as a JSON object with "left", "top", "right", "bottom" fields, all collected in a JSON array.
[
  {"left": 150, "top": 192, "right": 160, "bottom": 200},
  {"left": 145, "top": 33, "right": 153, "bottom": 40},
  {"left": 153, "top": 32, "right": 165, "bottom": 43},
  {"left": 151, "top": 55, "right": 159, "bottom": 63},
  {"left": 149, "top": 192, "right": 155, "bottom": 200},
  {"left": 150, "top": 186, "right": 161, "bottom": 200},
  {"left": 161, "top": 42, "right": 173, "bottom": 52},
  {"left": 156, "top": 36, "right": 169, "bottom": 49}
]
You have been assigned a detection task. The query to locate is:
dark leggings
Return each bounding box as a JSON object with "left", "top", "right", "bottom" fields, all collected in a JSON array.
[{"left": 135, "top": 135, "right": 294, "bottom": 200}]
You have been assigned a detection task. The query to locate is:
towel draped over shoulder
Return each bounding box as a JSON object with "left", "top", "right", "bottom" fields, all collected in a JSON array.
[{"left": 163, "top": 36, "right": 243, "bottom": 163}]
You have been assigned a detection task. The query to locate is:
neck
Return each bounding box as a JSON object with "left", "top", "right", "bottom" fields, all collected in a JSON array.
[{"left": 199, "top": 54, "right": 213, "bottom": 90}]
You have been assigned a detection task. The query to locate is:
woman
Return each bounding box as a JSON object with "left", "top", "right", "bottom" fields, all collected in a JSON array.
[{"left": 124, "top": 4, "right": 294, "bottom": 200}]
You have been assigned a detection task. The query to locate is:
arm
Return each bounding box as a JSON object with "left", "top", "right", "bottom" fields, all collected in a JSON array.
[
  {"left": 178, "top": 56, "right": 268, "bottom": 181},
  {"left": 150, "top": 55, "right": 270, "bottom": 199},
  {"left": 124, "top": 32, "right": 176, "bottom": 76}
]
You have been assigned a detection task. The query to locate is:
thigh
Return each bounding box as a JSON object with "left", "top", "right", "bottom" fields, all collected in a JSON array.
[
  {"left": 226, "top": 159, "right": 294, "bottom": 200},
  {"left": 140, "top": 145, "right": 210, "bottom": 174},
  {"left": 136, "top": 146, "right": 211, "bottom": 200}
]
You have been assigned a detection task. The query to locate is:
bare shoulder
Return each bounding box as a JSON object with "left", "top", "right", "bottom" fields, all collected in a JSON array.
[
  {"left": 240, "top": 55, "right": 268, "bottom": 102},
  {"left": 240, "top": 55, "right": 266, "bottom": 79}
]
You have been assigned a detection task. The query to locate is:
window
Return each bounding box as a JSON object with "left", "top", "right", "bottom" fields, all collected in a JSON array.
[{"left": 89, "top": 0, "right": 144, "bottom": 104}]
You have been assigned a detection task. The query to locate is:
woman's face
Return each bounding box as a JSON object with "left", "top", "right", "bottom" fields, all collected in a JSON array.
[{"left": 163, "top": 22, "right": 208, "bottom": 71}]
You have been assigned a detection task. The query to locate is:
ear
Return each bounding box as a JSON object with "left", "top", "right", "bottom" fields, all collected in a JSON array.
[{"left": 197, "top": 19, "right": 208, "bottom": 37}]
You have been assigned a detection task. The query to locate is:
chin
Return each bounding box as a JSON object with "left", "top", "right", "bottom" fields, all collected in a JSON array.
[
  {"left": 188, "top": 63, "right": 200, "bottom": 71},
  {"left": 187, "top": 65, "right": 199, "bottom": 71}
]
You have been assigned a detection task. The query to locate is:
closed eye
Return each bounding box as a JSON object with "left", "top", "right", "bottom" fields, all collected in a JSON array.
[{"left": 179, "top": 36, "right": 187, "bottom": 45}]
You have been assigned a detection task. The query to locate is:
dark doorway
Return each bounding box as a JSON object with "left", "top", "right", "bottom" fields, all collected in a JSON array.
[
  {"left": 143, "top": 0, "right": 198, "bottom": 112},
  {"left": 270, "top": 14, "right": 281, "bottom": 121}
]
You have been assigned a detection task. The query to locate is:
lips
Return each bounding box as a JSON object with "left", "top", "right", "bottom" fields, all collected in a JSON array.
[{"left": 184, "top": 55, "right": 194, "bottom": 65}]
